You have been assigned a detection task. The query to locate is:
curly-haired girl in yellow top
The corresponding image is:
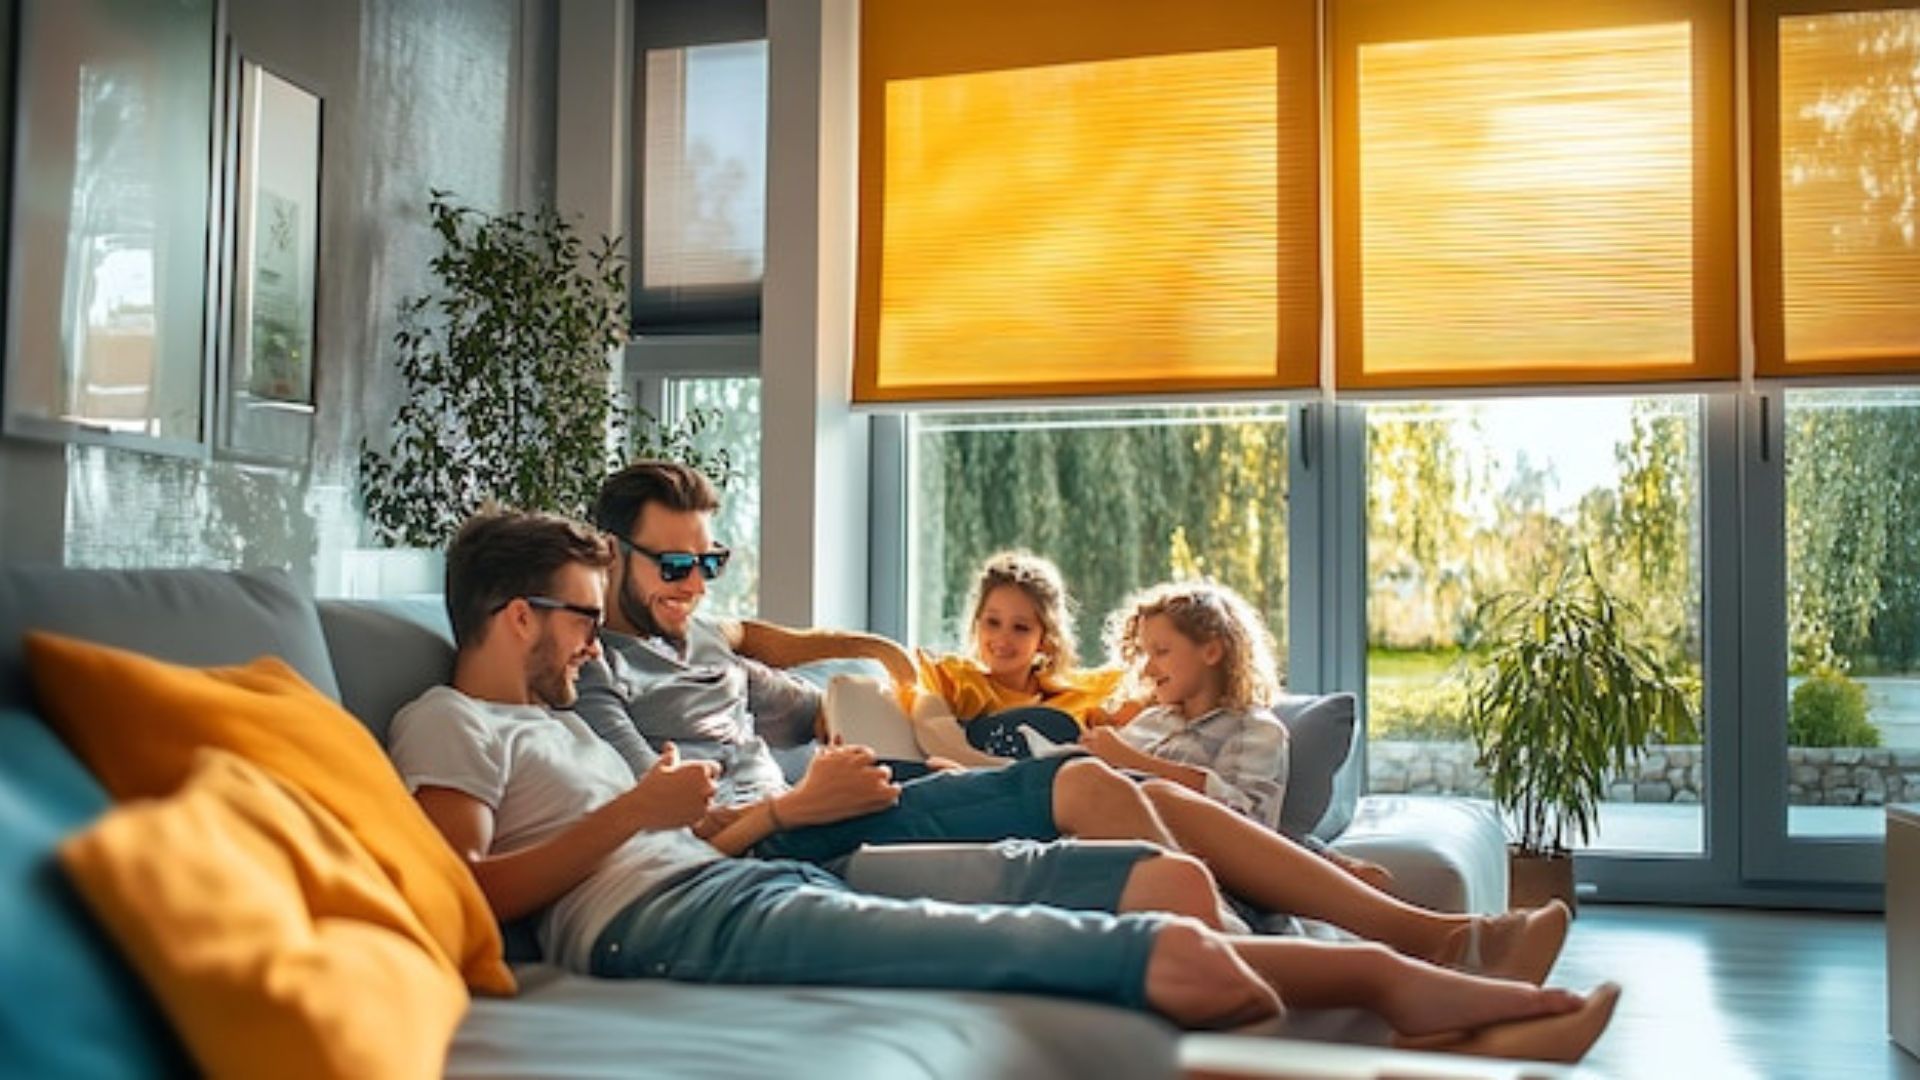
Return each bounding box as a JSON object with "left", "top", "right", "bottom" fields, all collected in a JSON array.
[{"left": 912, "top": 551, "right": 1125, "bottom": 761}]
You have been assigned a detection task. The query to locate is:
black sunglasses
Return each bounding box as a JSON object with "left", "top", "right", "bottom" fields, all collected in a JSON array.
[
  {"left": 613, "top": 534, "right": 730, "bottom": 583},
  {"left": 492, "top": 595, "right": 604, "bottom": 626}
]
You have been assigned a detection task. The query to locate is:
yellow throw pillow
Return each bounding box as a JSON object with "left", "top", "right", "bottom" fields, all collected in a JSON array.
[
  {"left": 25, "top": 631, "right": 514, "bottom": 994},
  {"left": 59, "top": 749, "right": 468, "bottom": 1080}
]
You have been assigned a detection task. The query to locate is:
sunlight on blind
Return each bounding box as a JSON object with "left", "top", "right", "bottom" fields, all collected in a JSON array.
[
  {"left": 873, "top": 48, "right": 1278, "bottom": 393},
  {"left": 1355, "top": 23, "right": 1695, "bottom": 379},
  {"left": 1778, "top": 10, "right": 1920, "bottom": 366},
  {"left": 642, "top": 42, "right": 766, "bottom": 290}
]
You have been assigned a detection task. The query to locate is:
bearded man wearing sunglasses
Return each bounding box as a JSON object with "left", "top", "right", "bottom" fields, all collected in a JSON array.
[{"left": 569, "top": 463, "right": 1573, "bottom": 994}]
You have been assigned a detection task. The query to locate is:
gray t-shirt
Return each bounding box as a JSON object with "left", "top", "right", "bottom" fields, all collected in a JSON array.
[
  {"left": 574, "top": 617, "right": 820, "bottom": 806},
  {"left": 387, "top": 685, "right": 723, "bottom": 972}
]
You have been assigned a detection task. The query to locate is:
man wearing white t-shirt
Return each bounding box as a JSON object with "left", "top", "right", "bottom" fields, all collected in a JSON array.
[{"left": 385, "top": 509, "right": 1618, "bottom": 1057}]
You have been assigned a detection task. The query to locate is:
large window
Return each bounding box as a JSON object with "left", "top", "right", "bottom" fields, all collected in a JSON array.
[
  {"left": 1364, "top": 397, "right": 1704, "bottom": 854},
  {"left": 908, "top": 406, "right": 1289, "bottom": 665},
  {"left": 1784, "top": 388, "right": 1920, "bottom": 838},
  {"left": 866, "top": 1, "right": 1920, "bottom": 899}
]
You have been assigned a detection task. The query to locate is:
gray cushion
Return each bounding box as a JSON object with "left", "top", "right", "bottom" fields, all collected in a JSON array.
[
  {"left": 1273, "top": 692, "right": 1359, "bottom": 842},
  {"left": 316, "top": 598, "right": 456, "bottom": 745},
  {"left": 0, "top": 566, "right": 340, "bottom": 712}
]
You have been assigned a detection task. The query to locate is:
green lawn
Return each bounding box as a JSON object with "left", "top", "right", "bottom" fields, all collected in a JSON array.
[{"left": 1366, "top": 647, "right": 1469, "bottom": 681}]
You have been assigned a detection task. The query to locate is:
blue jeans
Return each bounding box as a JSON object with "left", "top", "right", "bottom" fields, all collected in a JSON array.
[
  {"left": 751, "top": 754, "right": 1074, "bottom": 864},
  {"left": 590, "top": 859, "right": 1166, "bottom": 1009},
  {"left": 836, "top": 838, "right": 1161, "bottom": 911}
]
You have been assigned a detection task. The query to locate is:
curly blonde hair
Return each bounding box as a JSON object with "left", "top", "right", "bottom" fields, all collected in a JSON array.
[
  {"left": 1104, "top": 581, "right": 1281, "bottom": 710},
  {"left": 965, "top": 551, "right": 1081, "bottom": 675}
]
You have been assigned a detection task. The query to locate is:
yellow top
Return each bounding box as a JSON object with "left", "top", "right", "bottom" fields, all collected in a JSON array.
[{"left": 914, "top": 650, "right": 1126, "bottom": 729}]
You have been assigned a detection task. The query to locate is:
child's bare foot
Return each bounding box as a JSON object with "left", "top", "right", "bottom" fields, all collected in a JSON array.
[
  {"left": 1395, "top": 981, "right": 1620, "bottom": 1064},
  {"left": 1440, "top": 900, "right": 1571, "bottom": 985},
  {"left": 1143, "top": 921, "right": 1285, "bottom": 1029}
]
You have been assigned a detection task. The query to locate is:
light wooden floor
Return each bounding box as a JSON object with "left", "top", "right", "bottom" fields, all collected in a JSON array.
[{"left": 1550, "top": 905, "right": 1919, "bottom": 1079}]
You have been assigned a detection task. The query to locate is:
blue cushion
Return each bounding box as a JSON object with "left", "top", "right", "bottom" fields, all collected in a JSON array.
[
  {"left": 0, "top": 708, "right": 187, "bottom": 1077},
  {"left": 1273, "top": 692, "right": 1360, "bottom": 842}
]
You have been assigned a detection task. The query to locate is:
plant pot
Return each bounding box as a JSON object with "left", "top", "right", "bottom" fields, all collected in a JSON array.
[{"left": 1508, "top": 845, "right": 1577, "bottom": 915}]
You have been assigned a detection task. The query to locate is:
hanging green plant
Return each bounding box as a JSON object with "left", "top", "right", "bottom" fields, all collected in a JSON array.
[
  {"left": 359, "top": 191, "right": 630, "bottom": 547},
  {"left": 1465, "top": 553, "right": 1698, "bottom": 858}
]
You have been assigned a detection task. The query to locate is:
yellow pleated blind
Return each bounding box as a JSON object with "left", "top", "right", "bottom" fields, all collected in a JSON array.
[
  {"left": 1755, "top": 4, "right": 1920, "bottom": 376},
  {"left": 855, "top": 0, "right": 1319, "bottom": 403},
  {"left": 1333, "top": 2, "right": 1737, "bottom": 390}
]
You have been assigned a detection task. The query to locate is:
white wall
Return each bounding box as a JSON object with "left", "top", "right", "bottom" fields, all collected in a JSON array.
[{"left": 759, "top": 0, "right": 868, "bottom": 629}]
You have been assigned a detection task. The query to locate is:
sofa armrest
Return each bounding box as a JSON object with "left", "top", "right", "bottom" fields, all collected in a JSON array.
[{"left": 1328, "top": 795, "right": 1509, "bottom": 915}]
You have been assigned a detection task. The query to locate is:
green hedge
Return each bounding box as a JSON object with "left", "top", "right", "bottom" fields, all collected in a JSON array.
[
  {"left": 1789, "top": 671, "right": 1880, "bottom": 748},
  {"left": 1369, "top": 679, "right": 1472, "bottom": 741}
]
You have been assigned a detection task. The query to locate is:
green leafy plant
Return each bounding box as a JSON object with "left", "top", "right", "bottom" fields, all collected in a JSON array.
[
  {"left": 1789, "top": 669, "right": 1880, "bottom": 748},
  {"left": 359, "top": 192, "right": 629, "bottom": 547},
  {"left": 630, "top": 406, "right": 741, "bottom": 493},
  {"left": 1465, "top": 555, "right": 1697, "bottom": 856}
]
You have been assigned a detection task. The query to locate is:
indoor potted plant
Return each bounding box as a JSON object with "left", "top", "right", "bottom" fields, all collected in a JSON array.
[
  {"left": 1463, "top": 554, "right": 1697, "bottom": 911},
  {"left": 358, "top": 191, "right": 630, "bottom": 549}
]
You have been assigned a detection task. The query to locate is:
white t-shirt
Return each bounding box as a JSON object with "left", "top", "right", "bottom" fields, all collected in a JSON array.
[{"left": 387, "top": 685, "right": 724, "bottom": 972}]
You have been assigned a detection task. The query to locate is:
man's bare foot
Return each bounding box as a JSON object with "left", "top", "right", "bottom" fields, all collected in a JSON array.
[
  {"left": 1440, "top": 900, "right": 1571, "bottom": 985},
  {"left": 1374, "top": 961, "right": 1583, "bottom": 1037},
  {"left": 1143, "top": 921, "right": 1285, "bottom": 1029},
  {"left": 1395, "top": 981, "right": 1621, "bottom": 1064}
]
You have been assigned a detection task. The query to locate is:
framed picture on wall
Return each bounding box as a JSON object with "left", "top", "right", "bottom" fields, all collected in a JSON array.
[
  {"left": 219, "top": 57, "right": 321, "bottom": 463},
  {"left": 1, "top": 0, "right": 220, "bottom": 456}
]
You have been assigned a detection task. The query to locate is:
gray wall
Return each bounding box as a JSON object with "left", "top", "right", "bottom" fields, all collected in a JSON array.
[{"left": 0, "top": 0, "right": 557, "bottom": 589}]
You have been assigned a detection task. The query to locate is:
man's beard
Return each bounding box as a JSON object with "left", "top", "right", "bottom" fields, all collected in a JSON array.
[
  {"left": 529, "top": 633, "right": 578, "bottom": 708},
  {"left": 619, "top": 572, "right": 688, "bottom": 648}
]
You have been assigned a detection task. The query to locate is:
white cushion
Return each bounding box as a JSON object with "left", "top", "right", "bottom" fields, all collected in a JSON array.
[{"left": 1330, "top": 796, "right": 1509, "bottom": 915}]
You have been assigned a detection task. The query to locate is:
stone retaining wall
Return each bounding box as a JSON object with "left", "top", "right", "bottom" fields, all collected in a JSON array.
[{"left": 1367, "top": 740, "right": 1920, "bottom": 806}]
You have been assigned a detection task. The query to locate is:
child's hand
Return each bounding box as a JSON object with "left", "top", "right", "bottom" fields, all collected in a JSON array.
[
  {"left": 1079, "top": 727, "right": 1142, "bottom": 768},
  {"left": 1330, "top": 850, "right": 1394, "bottom": 892}
]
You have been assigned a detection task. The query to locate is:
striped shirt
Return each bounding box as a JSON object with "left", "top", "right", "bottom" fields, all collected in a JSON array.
[{"left": 1117, "top": 704, "right": 1289, "bottom": 831}]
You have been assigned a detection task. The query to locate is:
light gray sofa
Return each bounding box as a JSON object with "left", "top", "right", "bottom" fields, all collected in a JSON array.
[{"left": 0, "top": 565, "right": 1507, "bottom": 1079}]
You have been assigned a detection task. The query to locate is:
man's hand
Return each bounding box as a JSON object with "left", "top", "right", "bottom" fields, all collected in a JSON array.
[
  {"left": 775, "top": 742, "right": 901, "bottom": 828},
  {"left": 625, "top": 743, "right": 719, "bottom": 831},
  {"left": 690, "top": 803, "right": 747, "bottom": 841}
]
